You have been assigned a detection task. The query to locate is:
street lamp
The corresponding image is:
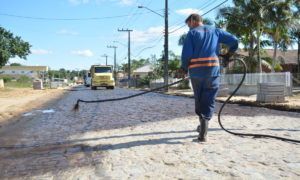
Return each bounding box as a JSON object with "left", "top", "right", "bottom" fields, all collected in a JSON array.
[
  {"left": 138, "top": 1, "right": 169, "bottom": 91},
  {"left": 138, "top": 5, "right": 164, "bottom": 17}
]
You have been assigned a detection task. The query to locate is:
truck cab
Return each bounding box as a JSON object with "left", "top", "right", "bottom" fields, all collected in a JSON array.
[{"left": 90, "top": 65, "right": 115, "bottom": 90}]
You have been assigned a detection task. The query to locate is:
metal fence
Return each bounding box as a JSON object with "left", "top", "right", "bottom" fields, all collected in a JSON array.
[
  {"left": 292, "top": 73, "right": 300, "bottom": 87},
  {"left": 220, "top": 72, "right": 292, "bottom": 95},
  {"left": 150, "top": 78, "right": 192, "bottom": 89}
]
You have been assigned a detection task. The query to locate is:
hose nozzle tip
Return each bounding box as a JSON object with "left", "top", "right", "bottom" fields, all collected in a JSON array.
[{"left": 73, "top": 101, "right": 80, "bottom": 111}]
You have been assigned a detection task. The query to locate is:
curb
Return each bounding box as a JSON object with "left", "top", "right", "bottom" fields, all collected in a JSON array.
[{"left": 129, "top": 87, "right": 300, "bottom": 113}]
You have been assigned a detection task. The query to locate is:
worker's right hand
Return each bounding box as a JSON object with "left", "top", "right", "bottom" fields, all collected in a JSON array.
[{"left": 220, "top": 52, "right": 234, "bottom": 67}]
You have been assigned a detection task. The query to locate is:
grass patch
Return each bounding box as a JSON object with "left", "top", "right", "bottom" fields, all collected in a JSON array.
[{"left": 4, "top": 81, "right": 32, "bottom": 88}]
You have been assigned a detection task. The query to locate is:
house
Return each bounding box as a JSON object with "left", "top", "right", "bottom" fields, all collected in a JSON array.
[
  {"left": 264, "top": 49, "right": 299, "bottom": 73},
  {"left": 0, "top": 65, "right": 48, "bottom": 79},
  {"left": 236, "top": 49, "right": 299, "bottom": 73},
  {"left": 132, "top": 64, "right": 154, "bottom": 78}
]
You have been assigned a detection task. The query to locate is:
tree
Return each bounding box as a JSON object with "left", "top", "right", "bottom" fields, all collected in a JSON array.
[
  {"left": 10, "top": 63, "right": 22, "bottom": 66},
  {"left": 290, "top": 25, "right": 300, "bottom": 73},
  {"left": 290, "top": 1, "right": 300, "bottom": 74},
  {"left": 265, "top": 0, "right": 294, "bottom": 71},
  {"left": 120, "top": 58, "right": 150, "bottom": 75},
  {"left": 217, "top": 1, "right": 257, "bottom": 59},
  {"left": 151, "top": 51, "right": 181, "bottom": 78},
  {"left": 218, "top": 0, "right": 296, "bottom": 73},
  {"left": 0, "top": 26, "right": 31, "bottom": 68}
]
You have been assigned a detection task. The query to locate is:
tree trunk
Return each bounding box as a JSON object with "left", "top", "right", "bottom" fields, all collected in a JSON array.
[
  {"left": 249, "top": 34, "right": 255, "bottom": 58},
  {"left": 257, "top": 23, "right": 262, "bottom": 74},
  {"left": 272, "top": 42, "right": 278, "bottom": 72},
  {"left": 297, "top": 39, "right": 300, "bottom": 77}
]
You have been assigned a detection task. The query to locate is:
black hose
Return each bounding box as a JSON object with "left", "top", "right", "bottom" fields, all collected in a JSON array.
[
  {"left": 73, "top": 77, "right": 190, "bottom": 111},
  {"left": 218, "top": 58, "right": 300, "bottom": 143}
]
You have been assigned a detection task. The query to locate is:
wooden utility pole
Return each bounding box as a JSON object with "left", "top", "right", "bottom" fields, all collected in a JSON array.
[
  {"left": 101, "top": 54, "right": 108, "bottom": 65},
  {"left": 107, "top": 45, "right": 117, "bottom": 80},
  {"left": 118, "top": 29, "right": 133, "bottom": 86}
]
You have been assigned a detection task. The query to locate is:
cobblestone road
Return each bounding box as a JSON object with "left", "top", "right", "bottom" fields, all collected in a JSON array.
[{"left": 0, "top": 86, "right": 299, "bottom": 179}]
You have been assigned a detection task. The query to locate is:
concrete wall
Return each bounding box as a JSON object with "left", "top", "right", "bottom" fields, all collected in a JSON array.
[
  {"left": 0, "top": 79, "right": 4, "bottom": 88},
  {"left": 221, "top": 72, "right": 292, "bottom": 96}
]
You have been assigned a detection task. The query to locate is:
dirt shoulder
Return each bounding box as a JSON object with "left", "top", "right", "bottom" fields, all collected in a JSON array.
[{"left": 0, "top": 87, "right": 68, "bottom": 127}]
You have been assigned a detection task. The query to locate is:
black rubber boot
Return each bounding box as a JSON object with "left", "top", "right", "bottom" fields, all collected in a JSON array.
[
  {"left": 196, "top": 117, "right": 201, "bottom": 133},
  {"left": 196, "top": 125, "right": 201, "bottom": 133},
  {"left": 198, "top": 118, "right": 208, "bottom": 142}
]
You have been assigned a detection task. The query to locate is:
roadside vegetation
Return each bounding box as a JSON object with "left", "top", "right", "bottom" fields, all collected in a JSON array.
[{"left": 1, "top": 75, "right": 32, "bottom": 88}]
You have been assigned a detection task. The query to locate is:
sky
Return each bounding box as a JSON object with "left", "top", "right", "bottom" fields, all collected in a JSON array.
[{"left": 1, "top": 0, "right": 232, "bottom": 70}]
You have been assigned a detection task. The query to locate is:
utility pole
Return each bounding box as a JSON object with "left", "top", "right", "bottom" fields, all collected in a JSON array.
[
  {"left": 118, "top": 28, "right": 133, "bottom": 86},
  {"left": 138, "top": 1, "right": 169, "bottom": 91},
  {"left": 107, "top": 45, "right": 118, "bottom": 80},
  {"left": 164, "top": 0, "right": 169, "bottom": 91},
  {"left": 101, "top": 54, "right": 108, "bottom": 65}
]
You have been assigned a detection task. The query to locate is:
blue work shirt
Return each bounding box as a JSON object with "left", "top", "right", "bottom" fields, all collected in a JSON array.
[{"left": 181, "top": 25, "right": 238, "bottom": 78}]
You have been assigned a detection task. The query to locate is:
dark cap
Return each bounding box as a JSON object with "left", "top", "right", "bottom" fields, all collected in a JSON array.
[{"left": 185, "top": 13, "right": 202, "bottom": 23}]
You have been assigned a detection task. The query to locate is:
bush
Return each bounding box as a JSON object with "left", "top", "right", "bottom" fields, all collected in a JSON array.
[
  {"left": 17, "top": 75, "right": 31, "bottom": 83},
  {"left": 1, "top": 76, "right": 12, "bottom": 83},
  {"left": 274, "top": 63, "right": 283, "bottom": 72},
  {"left": 3, "top": 75, "right": 32, "bottom": 88},
  {"left": 177, "top": 79, "right": 190, "bottom": 89},
  {"left": 138, "top": 76, "right": 151, "bottom": 86}
]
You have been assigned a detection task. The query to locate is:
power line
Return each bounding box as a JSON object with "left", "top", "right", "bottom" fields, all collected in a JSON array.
[
  {"left": 133, "top": 35, "right": 164, "bottom": 58},
  {"left": 168, "top": 0, "right": 229, "bottom": 34},
  {"left": 0, "top": 11, "right": 160, "bottom": 21},
  {"left": 168, "top": 0, "right": 212, "bottom": 28}
]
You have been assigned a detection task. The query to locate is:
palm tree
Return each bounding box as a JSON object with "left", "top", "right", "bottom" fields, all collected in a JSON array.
[
  {"left": 218, "top": 0, "right": 292, "bottom": 74},
  {"left": 290, "top": 24, "right": 300, "bottom": 74},
  {"left": 290, "top": 1, "right": 300, "bottom": 74},
  {"left": 265, "top": 0, "right": 294, "bottom": 71},
  {"left": 218, "top": 1, "right": 256, "bottom": 57}
]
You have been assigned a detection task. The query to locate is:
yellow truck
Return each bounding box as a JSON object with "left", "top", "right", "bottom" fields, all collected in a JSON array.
[{"left": 90, "top": 65, "right": 115, "bottom": 90}]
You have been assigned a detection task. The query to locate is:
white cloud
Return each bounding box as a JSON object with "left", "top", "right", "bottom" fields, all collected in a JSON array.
[
  {"left": 68, "top": 0, "right": 90, "bottom": 5},
  {"left": 169, "top": 25, "right": 189, "bottom": 37},
  {"left": 56, "top": 29, "right": 79, "bottom": 36},
  {"left": 119, "top": 25, "right": 187, "bottom": 45},
  {"left": 121, "top": 26, "right": 163, "bottom": 44},
  {"left": 176, "top": 8, "right": 202, "bottom": 16},
  {"left": 71, "top": 49, "right": 94, "bottom": 57},
  {"left": 118, "top": 0, "right": 134, "bottom": 6},
  {"left": 68, "top": 0, "right": 134, "bottom": 6},
  {"left": 31, "top": 49, "right": 53, "bottom": 55}
]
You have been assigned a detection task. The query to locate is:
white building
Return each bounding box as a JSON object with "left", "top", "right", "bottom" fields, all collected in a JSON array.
[
  {"left": 0, "top": 66, "right": 48, "bottom": 79},
  {"left": 132, "top": 64, "right": 154, "bottom": 78}
]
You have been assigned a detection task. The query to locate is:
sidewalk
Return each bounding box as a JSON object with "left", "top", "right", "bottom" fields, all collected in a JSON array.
[{"left": 164, "top": 88, "right": 300, "bottom": 112}]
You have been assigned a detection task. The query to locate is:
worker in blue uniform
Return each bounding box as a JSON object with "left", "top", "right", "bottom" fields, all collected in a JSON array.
[{"left": 181, "top": 13, "right": 238, "bottom": 142}]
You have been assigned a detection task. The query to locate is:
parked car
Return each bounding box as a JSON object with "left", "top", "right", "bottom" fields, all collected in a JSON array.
[{"left": 84, "top": 72, "right": 91, "bottom": 87}]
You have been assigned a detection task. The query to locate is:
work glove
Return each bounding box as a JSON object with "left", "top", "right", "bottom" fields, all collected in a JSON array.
[
  {"left": 220, "top": 52, "right": 234, "bottom": 67},
  {"left": 178, "top": 67, "right": 187, "bottom": 79}
]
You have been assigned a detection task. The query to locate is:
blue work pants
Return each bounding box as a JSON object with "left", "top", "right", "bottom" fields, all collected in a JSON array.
[{"left": 191, "top": 77, "right": 219, "bottom": 120}]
